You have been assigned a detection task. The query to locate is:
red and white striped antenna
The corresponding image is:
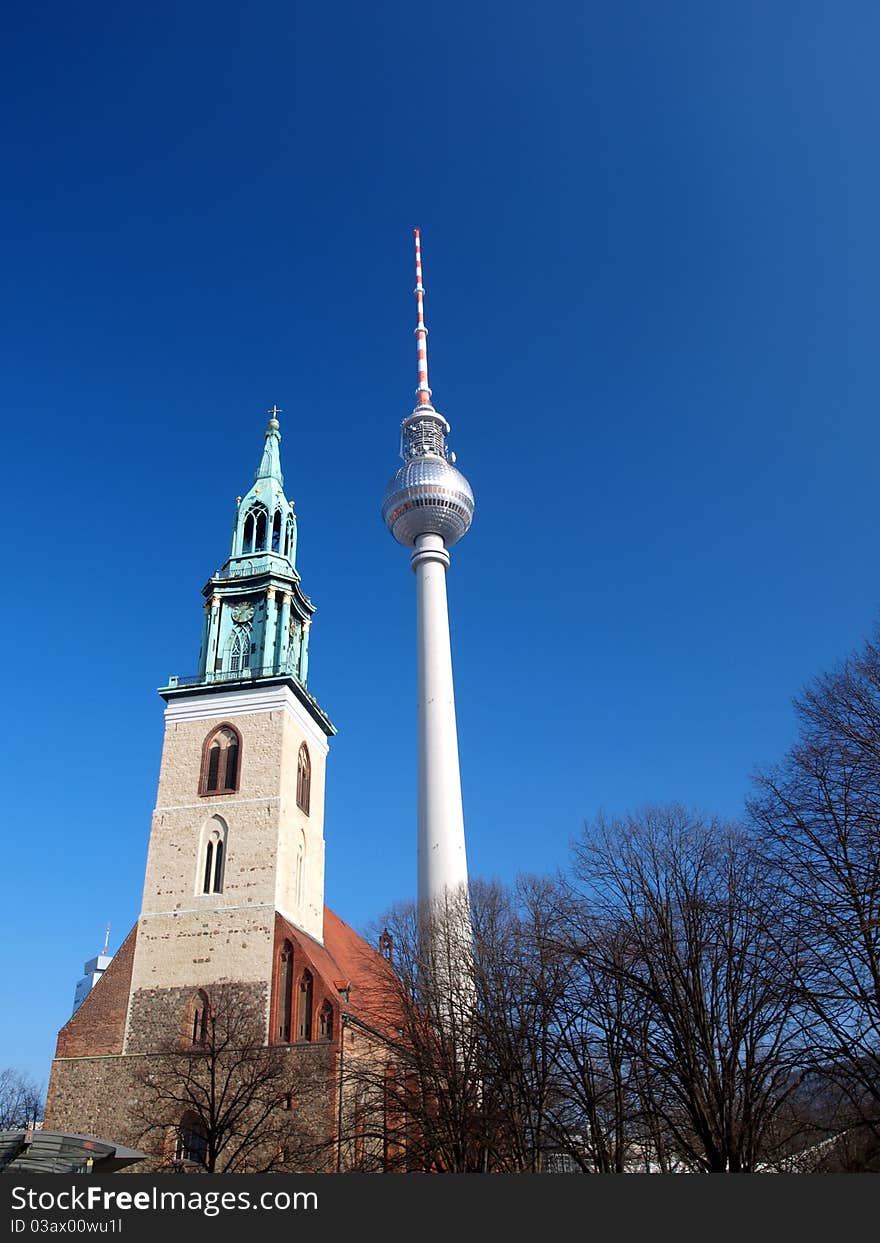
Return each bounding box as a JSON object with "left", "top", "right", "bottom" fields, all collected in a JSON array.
[{"left": 414, "top": 228, "right": 432, "bottom": 408}]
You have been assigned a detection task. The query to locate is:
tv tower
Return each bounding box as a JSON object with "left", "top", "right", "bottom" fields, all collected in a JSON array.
[{"left": 382, "top": 229, "right": 475, "bottom": 916}]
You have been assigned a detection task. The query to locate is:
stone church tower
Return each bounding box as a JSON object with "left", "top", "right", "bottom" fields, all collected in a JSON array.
[{"left": 44, "top": 411, "right": 395, "bottom": 1169}]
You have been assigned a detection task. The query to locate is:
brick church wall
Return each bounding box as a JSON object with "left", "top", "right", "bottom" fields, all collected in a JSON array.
[{"left": 51, "top": 926, "right": 138, "bottom": 1061}]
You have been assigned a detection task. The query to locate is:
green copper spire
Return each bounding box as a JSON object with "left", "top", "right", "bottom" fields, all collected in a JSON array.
[
  {"left": 228, "top": 407, "right": 297, "bottom": 570},
  {"left": 160, "top": 406, "right": 335, "bottom": 739}
]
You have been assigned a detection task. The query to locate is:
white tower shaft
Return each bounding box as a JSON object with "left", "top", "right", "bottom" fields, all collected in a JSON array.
[{"left": 412, "top": 533, "right": 469, "bottom": 909}]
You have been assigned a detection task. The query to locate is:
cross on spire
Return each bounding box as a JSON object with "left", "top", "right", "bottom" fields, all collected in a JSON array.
[{"left": 267, "top": 404, "right": 283, "bottom": 419}]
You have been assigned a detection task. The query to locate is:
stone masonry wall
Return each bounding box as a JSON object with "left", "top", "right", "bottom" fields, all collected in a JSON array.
[
  {"left": 43, "top": 1055, "right": 145, "bottom": 1158},
  {"left": 129, "top": 696, "right": 328, "bottom": 1010},
  {"left": 126, "top": 909, "right": 275, "bottom": 1009},
  {"left": 125, "top": 981, "right": 266, "bottom": 1055},
  {"left": 45, "top": 1041, "right": 337, "bottom": 1173}
]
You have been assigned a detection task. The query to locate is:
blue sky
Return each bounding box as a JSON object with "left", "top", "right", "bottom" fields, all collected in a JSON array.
[{"left": 3, "top": 1, "right": 880, "bottom": 1089}]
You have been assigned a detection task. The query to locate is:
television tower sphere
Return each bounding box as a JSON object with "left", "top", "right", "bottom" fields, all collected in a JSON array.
[
  {"left": 381, "top": 412, "right": 475, "bottom": 548},
  {"left": 382, "top": 228, "right": 474, "bottom": 548}
]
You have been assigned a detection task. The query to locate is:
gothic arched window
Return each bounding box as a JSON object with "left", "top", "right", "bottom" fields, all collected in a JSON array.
[
  {"left": 271, "top": 510, "right": 282, "bottom": 552},
  {"left": 197, "top": 816, "right": 227, "bottom": 894},
  {"left": 243, "top": 504, "right": 268, "bottom": 554},
  {"left": 201, "top": 726, "right": 241, "bottom": 796},
  {"left": 318, "top": 1001, "right": 333, "bottom": 1042},
  {"left": 190, "top": 991, "right": 209, "bottom": 1046},
  {"left": 296, "top": 743, "right": 311, "bottom": 815},
  {"left": 229, "top": 627, "right": 249, "bottom": 674},
  {"left": 175, "top": 1111, "right": 208, "bottom": 1167},
  {"left": 242, "top": 510, "right": 255, "bottom": 554},
  {"left": 277, "top": 941, "right": 294, "bottom": 1043},
  {"left": 255, "top": 508, "right": 267, "bottom": 551},
  {"left": 202, "top": 836, "right": 224, "bottom": 893},
  {"left": 298, "top": 970, "right": 313, "bottom": 1041}
]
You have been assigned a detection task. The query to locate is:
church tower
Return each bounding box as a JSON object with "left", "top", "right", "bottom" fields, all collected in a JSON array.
[
  {"left": 121, "top": 407, "right": 336, "bottom": 1048},
  {"left": 44, "top": 407, "right": 399, "bottom": 1168}
]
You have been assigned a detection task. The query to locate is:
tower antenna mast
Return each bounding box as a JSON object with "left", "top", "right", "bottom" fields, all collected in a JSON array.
[{"left": 414, "top": 228, "right": 432, "bottom": 408}]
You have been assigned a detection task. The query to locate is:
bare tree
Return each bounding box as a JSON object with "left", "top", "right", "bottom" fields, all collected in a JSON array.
[
  {"left": 550, "top": 903, "right": 659, "bottom": 1172},
  {"left": 130, "top": 983, "right": 328, "bottom": 1172},
  {"left": 0, "top": 1069, "right": 43, "bottom": 1130},
  {"left": 569, "top": 805, "right": 802, "bottom": 1171},
  {"left": 469, "top": 876, "right": 574, "bottom": 1171},
  {"left": 750, "top": 628, "right": 880, "bottom": 1142},
  {"left": 368, "top": 893, "right": 488, "bottom": 1172},
  {"left": 341, "top": 880, "right": 605, "bottom": 1173},
  {"left": 340, "top": 817, "right": 804, "bottom": 1174},
  {"left": 340, "top": 883, "right": 566, "bottom": 1173}
]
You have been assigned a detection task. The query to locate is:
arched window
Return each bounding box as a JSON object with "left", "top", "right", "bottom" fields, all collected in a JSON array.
[
  {"left": 277, "top": 941, "right": 293, "bottom": 1043},
  {"left": 242, "top": 504, "right": 269, "bottom": 554},
  {"left": 191, "top": 991, "right": 209, "bottom": 1046},
  {"left": 318, "top": 1001, "right": 333, "bottom": 1041},
  {"left": 296, "top": 743, "right": 311, "bottom": 814},
  {"left": 197, "top": 816, "right": 227, "bottom": 894},
  {"left": 298, "top": 970, "right": 313, "bottom": 1041},
  {"left": 229, "top": 627, "right": 249, "bottom": 674},
  {"left": 271, "top": 510, "right": 282, "bottom": 552},
  {"left": 255, "top": 508, "right": 267, "bottom": 551},
  {"left": 201, "top": 726, "right": 241, "bottom": 796},
  {"left": 175, "top": 1111, "right": 208, "bottom": 1167},
  {"left": 202, "top": 838, "right": 223, "bottom": 893},
  {"left": 283, "top": 517, "right": 293, "bottom": 558},
  {"left": 243, "top": 510, "right": 255, "bottom": 554}
]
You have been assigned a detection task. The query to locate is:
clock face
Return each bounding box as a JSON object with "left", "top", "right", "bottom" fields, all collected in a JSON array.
[{"left": 231, "top": 602, "right": 255, "bottom": 625}]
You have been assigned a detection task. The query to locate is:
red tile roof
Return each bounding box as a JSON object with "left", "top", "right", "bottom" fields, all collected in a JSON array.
[{"left": 278, "top": 907, "right": 403, "bottom": 1039}]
